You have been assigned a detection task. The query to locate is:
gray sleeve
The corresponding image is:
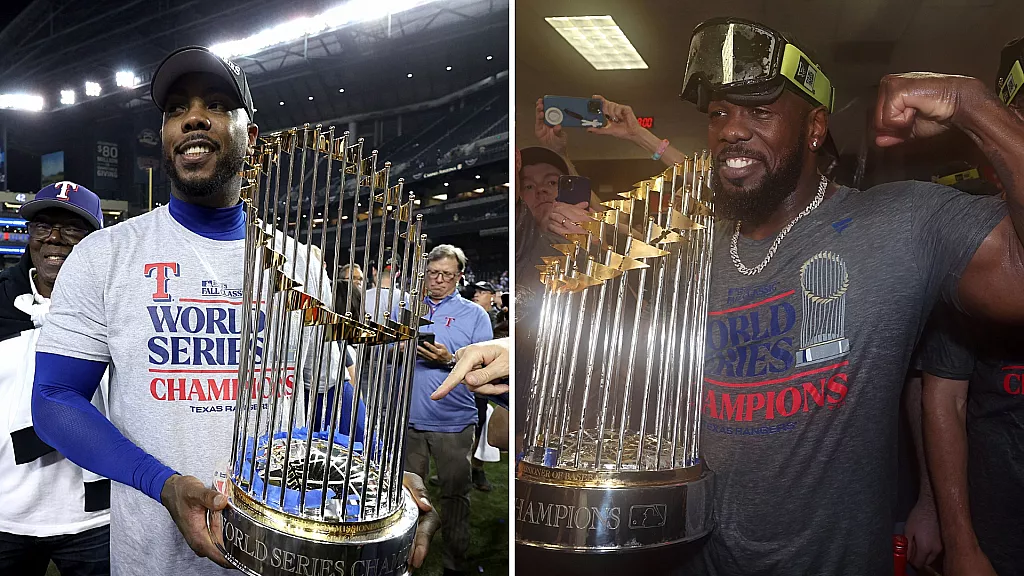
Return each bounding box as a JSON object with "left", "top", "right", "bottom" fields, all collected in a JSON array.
[
  {"left": 909, "top": 182, "right": 1006, "bottom": 311},
  {"left": 918, "top": 303, "right": 975, "bottom": 380},
  {"left": 36, "top": 232, "right": 112, "bottom": 362}
]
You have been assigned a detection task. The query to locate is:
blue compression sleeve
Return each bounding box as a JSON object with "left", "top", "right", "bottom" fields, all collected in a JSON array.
[{"left": 32, "top": 352, "right": 178, "bottom": 503}]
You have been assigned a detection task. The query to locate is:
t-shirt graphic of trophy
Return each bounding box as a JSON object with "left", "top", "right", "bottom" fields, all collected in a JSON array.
[{"left": 797, "top": 251, "right": 851, "bottom": 366}]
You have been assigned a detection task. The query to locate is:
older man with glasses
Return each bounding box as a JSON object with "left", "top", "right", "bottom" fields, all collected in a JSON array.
[
  {"left": 406, "top": 244, "right": 493, "bottom": 576},
  {"left": 0, "top": 181, "right": 110, "bottom": 576}
]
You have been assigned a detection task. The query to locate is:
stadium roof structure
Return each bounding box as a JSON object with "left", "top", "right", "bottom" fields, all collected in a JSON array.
[{"left": 0, "top": 0, "right": 509, "bottom": 151}]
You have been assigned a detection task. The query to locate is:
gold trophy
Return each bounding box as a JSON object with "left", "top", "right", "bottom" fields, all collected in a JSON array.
[
  {"left": 516, "top": 154, "right": 716, "bottom": 552},
  {"left": 210, "top": 124, "right": 429, "bottom": 575}
]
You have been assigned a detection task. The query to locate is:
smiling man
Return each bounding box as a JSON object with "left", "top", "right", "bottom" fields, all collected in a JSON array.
[
  {"left": 566, "top": 16, "right": 1024, "bottom": 576},
  {"left": 30, "top": 46, "right": 438, "bottom": 576},
  {"left": 0, "top": 182, "right": 108, "bottom": 576},
  {"left": 682, "top": 18, "right": 1024, "bottom": 576}
]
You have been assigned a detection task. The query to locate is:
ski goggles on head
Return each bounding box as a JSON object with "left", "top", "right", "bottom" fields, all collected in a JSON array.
[
  {"left": 997, "top": 37, "right": 1024, "bottom": 106},
  {"left": 680, "top": 18, "right": 835, "bottom": 113}
]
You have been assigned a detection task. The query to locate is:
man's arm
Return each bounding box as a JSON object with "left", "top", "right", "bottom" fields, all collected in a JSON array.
[
  {"left": 903, "top": 374, "right": 942, "bottom": 569},
  {"left": 33, "top": 353, "right": 232, "bottom": 567},
  {"left": 922, "top": 372, "right": 997, "bottom": 576},
  {"left": 875, "top": 74, "right": 1024, "bottom": 321},
  {"left": 32, "top": 353, "right": 177, "bottom": 500}
]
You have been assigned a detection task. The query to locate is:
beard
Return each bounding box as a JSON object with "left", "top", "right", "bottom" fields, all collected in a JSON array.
[
  {"left": 162, "top": 141, "right": 246, "bottom": 200},
  {"left": 712, "top": 133, "right": 806, "bottom": 227}
]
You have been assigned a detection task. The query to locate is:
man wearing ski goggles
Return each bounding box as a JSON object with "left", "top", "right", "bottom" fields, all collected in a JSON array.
[{"left": 671, "top": 17, "right": 1024, "bottom": 576}]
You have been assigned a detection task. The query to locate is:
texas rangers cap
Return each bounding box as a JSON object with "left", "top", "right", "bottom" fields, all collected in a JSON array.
[
  {"left": 151, "top": 46, "right": 254, "bottom": 120},
  {"left": 20, "top": 181, "right": 104, "bottom": 230}
]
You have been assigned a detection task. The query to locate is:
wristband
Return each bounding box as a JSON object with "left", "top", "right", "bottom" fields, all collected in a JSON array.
[{"left": 652, "top": 139, "right": 670, "bottom": 161}]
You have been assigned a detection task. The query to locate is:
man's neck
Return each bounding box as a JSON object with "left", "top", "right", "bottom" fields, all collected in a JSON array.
[
  {"left": 742, "top": 166, "right": 829, "bottom": 241},
  {"left": 170, "top": 180, "right": 241, "bottom": 209},
  {"left": 33, "top": 271, "right": 53, "bottom": 299}
]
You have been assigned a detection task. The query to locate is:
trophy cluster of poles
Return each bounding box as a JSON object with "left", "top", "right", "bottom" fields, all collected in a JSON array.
[
  {"left": 228, "top": 124, "right": 428, "bottom": 526},
  {"left": 523, "top": 153, "right": 715, "bottom": 475}
]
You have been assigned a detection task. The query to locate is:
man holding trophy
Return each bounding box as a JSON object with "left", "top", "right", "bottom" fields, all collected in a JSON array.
[
  {"left": 518, "top": 16, "right": 1024, "bottom": 576},
  {"left": 31, "top": 46, "right": 439, "bottom": 575}
]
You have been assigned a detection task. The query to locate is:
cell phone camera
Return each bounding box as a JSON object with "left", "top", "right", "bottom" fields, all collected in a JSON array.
[{"left": 587, "top": 100, "right": 601, "bottom": 115}]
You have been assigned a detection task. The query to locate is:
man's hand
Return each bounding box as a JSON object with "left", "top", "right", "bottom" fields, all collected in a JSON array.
[
  {"left": 905, "top": 496, "right": 942, "bottom": 569},
  {"left": 945, "top": 545, "right": 998, "bottom": 576},
  {"left": 874, "top": 73, "right": 983, "bottom": 147},
  {"left": 543, "top": 201, "right": 592, "bottom": 237},
  {"left": 160, "top": 474, "right": 232, "bottom": 568},
  {"left": 417, "top": 341, "right": 453, "bottom": 367},
  {"left": 432, "top": 338, "right": 510, "bottom": 400},
  {"left": 535, "top": 98, "right": 569, "bottom": 157},
  {"left": 403, "top": 472, "right": 440, "bottom": 570}
]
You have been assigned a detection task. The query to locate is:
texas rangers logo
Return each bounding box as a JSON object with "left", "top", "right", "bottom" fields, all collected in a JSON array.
[
  {"left": 54, "top": 181, "right": 78, "bottom": 200},
  {"left": 145, "top": 262, "right": 180, "bottom": 302}
]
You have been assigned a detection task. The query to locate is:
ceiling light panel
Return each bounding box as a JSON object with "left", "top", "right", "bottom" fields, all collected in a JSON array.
[{"left": 545, "top": 16, "right": 648, "bottom": 70}]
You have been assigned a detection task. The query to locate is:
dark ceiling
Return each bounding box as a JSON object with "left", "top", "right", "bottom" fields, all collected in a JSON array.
[
  {"left": 516, "top": 0, "right": 1024, "bottom": 162},
  {"left": 0, "top": 0, "right": 509, "bottom": 151}
]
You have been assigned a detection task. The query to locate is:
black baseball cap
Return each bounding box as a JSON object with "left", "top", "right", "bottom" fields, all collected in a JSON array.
[
  {"left": 474, "top": 281, "right": 497, "bottom": 293},
  {"left": 151, "top": 46, "right": 254, "bottom": 120},
  {"left": 519, "top": 146, "right": 569, "bottom": 175}
]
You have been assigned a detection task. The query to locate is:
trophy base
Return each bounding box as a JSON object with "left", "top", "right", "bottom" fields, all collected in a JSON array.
[
  {"left": 515, "top": 462, "right": 714, "bottom": 552},
  {"left": 212, "top": 480, "right": 418, "bottom": 576}
]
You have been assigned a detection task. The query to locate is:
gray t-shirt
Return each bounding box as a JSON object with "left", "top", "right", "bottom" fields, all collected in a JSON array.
[
  {"left": 37, "top": 206, "right": 337, "bottom": 576},
  {"left": 699, "top": 181, "right": 1004, "bottom": 575}
]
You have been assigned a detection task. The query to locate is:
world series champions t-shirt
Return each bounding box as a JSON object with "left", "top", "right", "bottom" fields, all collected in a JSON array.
[
  {"left": 918, "top": 304, "right": 1024, "bottom": 576},
  {"left": 37, "top": 205, "right": 342, "bottom": 576},
  {"left": 694, "top": 181, "right": 1004, "bottom": 576}
]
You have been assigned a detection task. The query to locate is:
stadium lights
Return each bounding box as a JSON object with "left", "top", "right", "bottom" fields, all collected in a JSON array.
[
  {"left": 209, "top": 0, "right": 441, "bottom": 59},
  {"left": 279, "top": 101, "right": 285, "bottom": 105},
  {"left": 339, "top": 88, "right": 345, "bottom": 93},
  {"left": 446, "top": 66, "right": 452, "bottom": 71},
  {"left": 0, "top": 94, "right": 44, "bottom": 111},
  {"left": 308, "top": 96, "right": 314, "bottom": 100},
  {"left": 85, "top": 81, "right": 102, "bottom": 97},
  {"left": 486, "top": 55, "right": 493, "bottom": 60},
  {"left": 545, "top": 16, "right": 649, "bottom": 70},
  {"left": 443, "top": 182, "right": 449, "bottom": 186},
  {"left": 116, "top": 71, "right": 139, "bottom": 88},
  {"left": 60, "top": 90, "right": 76, "bottom": 105},
  {"left": 432, "top": 193, "right": 447, "bottom": 201},
  {"left": 407, "top": 73, "right": 413, "bottom": 78}
]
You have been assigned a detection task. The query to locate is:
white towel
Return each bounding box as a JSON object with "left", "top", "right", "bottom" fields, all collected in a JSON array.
[{"left": 473, "top": 403, "right": 500, "bottom": 462}]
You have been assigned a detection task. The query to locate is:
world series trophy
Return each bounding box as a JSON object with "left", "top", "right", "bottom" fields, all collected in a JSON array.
[
  {"left": 209, "top": 124, "right": 429, "bottom": 575},
  {"left": 516, "top": 153, "right": 716, "bottom": 552}
]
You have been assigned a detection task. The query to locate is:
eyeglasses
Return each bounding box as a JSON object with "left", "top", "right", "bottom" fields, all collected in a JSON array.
[
  {"left": 27, "top": 222, "right": 90, "bottom": 243},
  {"left": 426, "top": 269, "right": 459, "bottom": 281}
]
